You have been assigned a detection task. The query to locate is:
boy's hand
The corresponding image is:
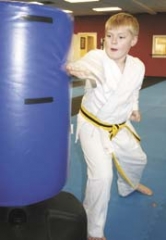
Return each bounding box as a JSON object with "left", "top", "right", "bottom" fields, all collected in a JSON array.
[
  {"left": 66, "top": 63, "right": 90, "bottom": 79},
  {"left": 130, "top": 110, "right": 141, "bottom": 122}
]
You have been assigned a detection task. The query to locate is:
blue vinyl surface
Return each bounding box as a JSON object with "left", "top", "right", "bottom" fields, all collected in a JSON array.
[{"left": 0, "top": 2, "right": 73, "bottom": 206}]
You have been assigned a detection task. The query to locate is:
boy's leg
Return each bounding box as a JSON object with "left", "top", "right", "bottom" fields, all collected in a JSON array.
[
  {"left": 84, "top": 178, "right": 111, "bottom": 239},
  {"left": 79, "top": 124, "right": 113, "bottom": 238},
  {"left": 112, "top": 125, "right": 152, "bottom": 197}
]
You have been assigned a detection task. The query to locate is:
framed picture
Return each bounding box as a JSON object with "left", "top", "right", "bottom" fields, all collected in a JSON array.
[
  {"left": 152, "top": 35, "right": 166, "bottom": 58},
  {"left": 80, "top": 37, "right": 86, "bottom": 49}
]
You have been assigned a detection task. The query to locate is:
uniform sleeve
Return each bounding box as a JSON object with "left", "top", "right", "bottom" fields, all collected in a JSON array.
[
  {"left": 68, "top": 50, "right": 104, "bottom": 84},
  {"left": 132, "top": 60, "right": 145, "bottom": 110}
]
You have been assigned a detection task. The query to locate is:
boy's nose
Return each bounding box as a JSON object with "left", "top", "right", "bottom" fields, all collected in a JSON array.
[{"left": 111, "top": 37, "right": 118, "bottom": 44}]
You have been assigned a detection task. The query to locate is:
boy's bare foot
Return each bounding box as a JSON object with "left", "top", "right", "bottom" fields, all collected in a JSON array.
[
  {"left": 88, "top": 237, "right": 106, "bottom": 240},
  {"left": 136, "top": 183, "right": 153, "bottom": 196}
]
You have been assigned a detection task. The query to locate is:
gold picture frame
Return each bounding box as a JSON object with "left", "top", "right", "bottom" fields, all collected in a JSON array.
[{"left": 152, "top": 35, "right": 166, "bottom": 58}]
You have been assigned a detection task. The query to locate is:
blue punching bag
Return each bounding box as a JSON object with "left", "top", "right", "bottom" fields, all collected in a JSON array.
[{"left": 0, "top": 2, "right": 73, "bottom": 206}]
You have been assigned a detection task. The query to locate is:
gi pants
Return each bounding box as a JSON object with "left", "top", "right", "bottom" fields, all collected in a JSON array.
[{"left": 78, "top": 116, "right": 147, "bottom": 238}]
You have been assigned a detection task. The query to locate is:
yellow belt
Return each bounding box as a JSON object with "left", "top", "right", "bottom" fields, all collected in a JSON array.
[
  {"left": 80, "top": 105, "right": 140, "bottom": 141},
  {"left": 80, "top": 105, "right": 140, "bottom": 189}
]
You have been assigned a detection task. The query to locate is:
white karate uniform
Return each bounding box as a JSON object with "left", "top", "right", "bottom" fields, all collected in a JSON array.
[{"left": 72, "top": 49, "right": 147, "bottom": 238}]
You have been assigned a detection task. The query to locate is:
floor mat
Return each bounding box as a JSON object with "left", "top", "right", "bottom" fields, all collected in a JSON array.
[{"left": 64, "top": 80, "right": 166, "bottom": 240}]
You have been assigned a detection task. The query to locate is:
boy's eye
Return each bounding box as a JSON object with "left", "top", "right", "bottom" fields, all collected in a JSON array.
[{"left": 119, "top": 36, "right": 125, "bottom": 39}]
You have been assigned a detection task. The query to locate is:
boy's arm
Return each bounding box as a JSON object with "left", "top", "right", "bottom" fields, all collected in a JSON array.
[
  {"left": 66, "top": 63, "right": 91, "bottom": 79},
  {"left": 130, "top": 61, "right": 145, "bottom": 122},
  {"left": 130, "top": 87, "right": 142, "bottom": 122},
  {"left": 65, "top": 49, "right": 103, "bottom": 83}
]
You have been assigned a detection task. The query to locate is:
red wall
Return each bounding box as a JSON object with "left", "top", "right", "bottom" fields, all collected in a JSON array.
[{"left": 74, "top": 13, "right": 166, "bottom": 77}]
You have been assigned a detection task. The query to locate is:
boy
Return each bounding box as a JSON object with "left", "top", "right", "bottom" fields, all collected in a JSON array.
[{"left": 66, "top": 13, "right": 153, "bottom": 240}]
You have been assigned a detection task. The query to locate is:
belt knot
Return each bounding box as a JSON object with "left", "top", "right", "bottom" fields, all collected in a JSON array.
[{"left": 109, "top": 124, "right": 120, "bottom": 139}]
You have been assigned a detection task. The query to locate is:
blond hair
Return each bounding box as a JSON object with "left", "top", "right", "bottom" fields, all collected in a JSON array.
[{"left": 105, "top": 12, "right": 139, "bottom": 36}]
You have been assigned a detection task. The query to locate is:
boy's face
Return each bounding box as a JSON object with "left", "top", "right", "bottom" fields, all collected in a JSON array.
[{"left": 104, "top": 26, "right": 138, "bottom": 64}]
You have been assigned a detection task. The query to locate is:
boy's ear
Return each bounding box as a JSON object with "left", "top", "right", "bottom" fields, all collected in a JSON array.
[{"left": 131, "top": 36, "right": 138, "bottom": 47}]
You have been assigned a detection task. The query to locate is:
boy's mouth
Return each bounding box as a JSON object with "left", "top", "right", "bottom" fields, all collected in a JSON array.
[{"left": 111, "top": 48, "right": 118, "bottom": 51}]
